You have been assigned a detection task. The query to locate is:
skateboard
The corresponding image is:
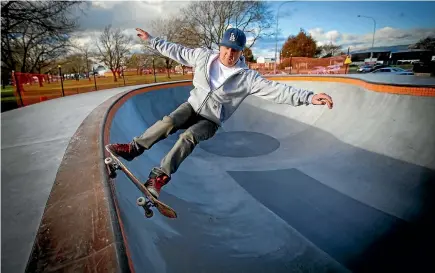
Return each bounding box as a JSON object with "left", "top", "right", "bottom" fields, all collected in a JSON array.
[{"left": 104, "top": 145, "right": 177, "bottom": 219}]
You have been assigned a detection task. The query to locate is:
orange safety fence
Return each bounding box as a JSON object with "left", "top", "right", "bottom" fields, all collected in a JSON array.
[
  {"left": 247, "top": 55, "right": 349, "bottom": 75},
  {"left": 10, "top": 71, "right": 194, "bottom": 107}
]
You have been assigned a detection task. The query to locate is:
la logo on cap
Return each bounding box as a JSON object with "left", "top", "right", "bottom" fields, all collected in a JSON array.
[{"left": 229, "top": 33, "right": 236, "bottom": 42}]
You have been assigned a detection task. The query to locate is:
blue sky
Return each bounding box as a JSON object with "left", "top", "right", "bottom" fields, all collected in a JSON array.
[
  {"left": 251, "top": 1, "right": 435, "bottom": 57},
  {"left": 72, "top": 1, "right": 435, "bottom": 59}
]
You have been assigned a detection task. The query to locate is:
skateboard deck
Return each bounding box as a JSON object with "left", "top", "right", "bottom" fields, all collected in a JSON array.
[{"left": 104, "top": 145, "right": 177, "bottom": 219}]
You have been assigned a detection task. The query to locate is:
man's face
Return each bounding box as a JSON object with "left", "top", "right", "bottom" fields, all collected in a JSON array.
[{"left": 219, "top": 46, "right": 243, "bottom": 67}]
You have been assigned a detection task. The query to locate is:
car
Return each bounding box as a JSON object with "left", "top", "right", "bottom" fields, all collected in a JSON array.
[
  {"left": 370, "top": 67, "right": 414, "bottom": 75},
  {"left": 357, "top": 65, "right": 372, "bottom": 73},
  {"left": 370, "top": 64, "right": 389, "bottom": 71},
  {"left": 357, "top": 64, "right": 389, "bottom": 73}
]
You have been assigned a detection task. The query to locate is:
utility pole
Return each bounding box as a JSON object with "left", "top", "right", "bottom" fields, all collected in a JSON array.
[{"left": 357, "top": 15, "right": 376, "bottom": 62}]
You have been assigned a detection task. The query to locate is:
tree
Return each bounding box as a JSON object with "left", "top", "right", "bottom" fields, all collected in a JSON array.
[
  {"left": 316, "top": 43, "right": 342, "bottom": 58},
  {"left": 72, "top": 41, "right": 94, "bottom": 74},
  {"left": 1, "top": 0, "right": 84, "bottom": 73},
  {"left": 60, "top": 54, "right": 86, "bottom": 74},
  {"left": 126, "top": 53, "right": 146, "bottom": 75},
  {"left": 281, "top": 29, "right": 318, "bottom": 58},
  {"left": 180, "top": 1, "right": 274, "bottom": 50},
  {"left": 96, "top": 25, "right": 132, "bottom": 82},
  {"left": 144, "top": 17, "right": 200, "bottom": 78},
  {"left": 409, "top": 36, "right": 435, "bottom": 52},
  {"left": 243, "top": 47, "right": 255, "bottom": 62}
]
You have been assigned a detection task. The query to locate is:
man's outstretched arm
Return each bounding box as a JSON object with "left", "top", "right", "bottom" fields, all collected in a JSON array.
[
  {"left": 136, "top": 28, "right": 203, "bottom": 68},
  {"left": 249, "top": 72, "right": 333, "bottom": 109}
]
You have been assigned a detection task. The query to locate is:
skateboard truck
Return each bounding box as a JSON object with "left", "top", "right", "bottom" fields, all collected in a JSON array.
[
  {"left": 137, "top": 197, "right": 154, "bottom": 218},
  {"left": 103, "top": 149, "right": 177, "bottom": 219},
  {"left": 104, "top": 157, "right": 119, "bottom": 178}
]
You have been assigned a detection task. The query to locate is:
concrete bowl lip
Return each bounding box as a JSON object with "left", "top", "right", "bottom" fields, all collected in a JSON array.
[{"left": 266, "top": 74, "right": 435, "bottom": 88}]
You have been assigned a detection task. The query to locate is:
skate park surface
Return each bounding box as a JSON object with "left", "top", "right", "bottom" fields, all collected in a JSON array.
[{"left": 2, "top": 75, "right": 435, "bottom": 272}]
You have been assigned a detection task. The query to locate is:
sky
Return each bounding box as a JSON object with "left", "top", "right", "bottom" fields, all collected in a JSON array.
[{"left": 71, "top": 0, "right": 435, "bottom": 59}]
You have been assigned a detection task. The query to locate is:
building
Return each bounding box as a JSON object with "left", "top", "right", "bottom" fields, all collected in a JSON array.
[
  {"left": 350, "top": 45, "right": 433, "bottom": 65},
  {"left": 252, "top": 57, "right": 276, "bottom": 70}
]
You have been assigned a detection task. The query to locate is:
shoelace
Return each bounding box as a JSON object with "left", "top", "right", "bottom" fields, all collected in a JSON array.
[
  {"left": 149, "top": 176, "right": 168, "bottom": 189},
  {"left": 118, "top": 144, "right": 131, "bottom": 153}
]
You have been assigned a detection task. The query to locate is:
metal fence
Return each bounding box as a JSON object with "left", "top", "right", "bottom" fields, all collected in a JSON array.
[
  {"left": 10, "top": 70, "right": 193, "bottom": 107},
  {"left": 247, "top": 55, "right": 351, "bottom": 75}
]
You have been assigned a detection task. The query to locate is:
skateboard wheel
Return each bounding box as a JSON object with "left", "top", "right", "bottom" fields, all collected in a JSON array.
[
  {"left": 104, "top": 157, "right": 113, "bottom": 165},
  {"left": 145, "top": 209, "right": 154, "bottom": 218},
  {"left": 137, "top": 197, "right": 146, "bottom": 206}
]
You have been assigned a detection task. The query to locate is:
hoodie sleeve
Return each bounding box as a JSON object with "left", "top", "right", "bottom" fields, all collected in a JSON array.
[
  {"left": 249, "top": 72, "right": 314, "bottom": 106},
  {"left": 148, "top": 36, "right": 204, "bottom": 67}
]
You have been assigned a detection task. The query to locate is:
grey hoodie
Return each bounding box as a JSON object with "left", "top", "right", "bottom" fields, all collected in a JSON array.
[{"left": 149, "top": 36, "right": 315, "bottom": 126}]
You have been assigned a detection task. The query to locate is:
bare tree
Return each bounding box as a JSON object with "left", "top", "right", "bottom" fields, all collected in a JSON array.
[
  {"left": 180, "top": 1, "right": 274, "bottom": 50},
  {"left": 11, "top": 22, "right": 72, "bottom": 73},
  {"left": 143, "top": 17, "right": 200, "bottom": 78},
  {"left": 96, "top": 25, "right": 132, "bottom": 82},
  {"left": 72, "top": 42, "right": 94, "bottom": 74},
  {"left": 1, "top": 0, "right": 84, "bottom": 73},
  {"left": 316, "top": 44, "right": 342, "bottom": 58},
  {"left": 126, "top": 53, "right": 150, "bottom": 75},
  {"left": 409, "top": 36, "right": 435, "bottom": 52},
  {"left": 58, "top": 54, "right": 86, "bottom": 75}
]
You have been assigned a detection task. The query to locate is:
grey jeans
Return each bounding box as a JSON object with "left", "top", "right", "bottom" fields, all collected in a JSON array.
[{"left": 133, "top": 102, "right": 219, "bottom": 177}]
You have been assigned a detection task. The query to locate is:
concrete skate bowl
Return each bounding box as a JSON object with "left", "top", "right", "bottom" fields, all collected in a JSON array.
[
  {"left": 24, "top": 76, "right": 435, "bottom": 273},
  {"left": 100, "top": 77, "right": 435, "bottom": 273}
]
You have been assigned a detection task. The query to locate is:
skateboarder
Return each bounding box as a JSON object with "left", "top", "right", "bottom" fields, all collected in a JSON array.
[{"left": 107, "top": 27, "right": 334, "bottom": 199}]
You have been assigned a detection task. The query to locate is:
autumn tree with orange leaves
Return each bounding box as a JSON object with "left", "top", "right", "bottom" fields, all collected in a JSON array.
[{"left": 281, "top": 29, "right": 318, "bottom": 58}]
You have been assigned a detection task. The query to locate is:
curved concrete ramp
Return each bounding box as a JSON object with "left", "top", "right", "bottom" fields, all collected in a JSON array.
[{"left": 104, "top": 79, "right": 435, "bottom": 273}]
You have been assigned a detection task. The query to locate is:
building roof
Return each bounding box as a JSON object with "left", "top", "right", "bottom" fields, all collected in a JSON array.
[
  {"left": 392, "top": 49, "right": 433, "bottom": 53},
  {"left": 350, "top": 44, "right": 410, "bottom": 54}
]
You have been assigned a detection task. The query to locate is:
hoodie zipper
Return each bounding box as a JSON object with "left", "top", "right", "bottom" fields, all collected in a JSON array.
[
  {"left": 196, "top": 53, "right": 212, "bottom": 115},
  {"left": 196, "top": 53, "right": 244, "bottom": 116}
]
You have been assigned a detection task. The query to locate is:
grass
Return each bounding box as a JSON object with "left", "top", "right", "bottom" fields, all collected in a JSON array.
[
  {"left": 20, "top": 73, "right": 192, "bottom": 92},
  {"left": 1, "top": 85, "right": 14, "bottom": 97},
  {"left": 2, "top": 73, "right": 193, "bottom": 106}
]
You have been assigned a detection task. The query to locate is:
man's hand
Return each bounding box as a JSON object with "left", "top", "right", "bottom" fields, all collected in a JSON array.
[
  {"left": 136, "top": 28, "right": 150, "bottom": 41},
  {"left": 312, "top": 93, "right": 333, "bottom": 109}
]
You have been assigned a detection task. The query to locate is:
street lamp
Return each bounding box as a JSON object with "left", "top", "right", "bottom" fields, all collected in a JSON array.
[
  {"left": 357, "top": 15, "right": 376, "bottom": 61},
  {"left": 152, "top": 57, "right": 156, "bottom": 83},
  {"left": 274, "top": 1, "right": 295, "bottom": 74}
]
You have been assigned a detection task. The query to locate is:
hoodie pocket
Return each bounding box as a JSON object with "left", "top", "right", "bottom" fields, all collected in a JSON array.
[{"left": 203, "top": 95, "right": 222, "bottom": 123}]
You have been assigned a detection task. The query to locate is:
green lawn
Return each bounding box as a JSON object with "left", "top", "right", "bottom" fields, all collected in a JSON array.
[{"left": 1, "top": 85, "right": 14, "bottom": 97}]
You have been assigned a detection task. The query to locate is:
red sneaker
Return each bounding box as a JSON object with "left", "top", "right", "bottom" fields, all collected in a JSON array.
[
  {"left": 107, "top": 142, "right": 144, "bottom": 161},
  {"left": 145, "top": 173, "right": 170, "bottom": 198}
]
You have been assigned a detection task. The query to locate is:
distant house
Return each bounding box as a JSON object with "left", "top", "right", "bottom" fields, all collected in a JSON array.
[
  {"left": 252, "top": 57, "right": 276, "bottom": 70},
  {"left": 256, "top": 57, "right": 276, "bottom": 64}
]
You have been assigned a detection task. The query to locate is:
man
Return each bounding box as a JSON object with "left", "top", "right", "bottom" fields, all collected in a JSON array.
[{"left": 107, "top": 27, "right": 334, "bottom": 199}]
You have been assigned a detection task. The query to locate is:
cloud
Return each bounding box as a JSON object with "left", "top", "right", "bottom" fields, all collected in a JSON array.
[
  {"left": 250, "top": 26, "right": 435, "bottom": 58},
  {"left": 74, "top": 0, "right": 192, "bottom": 32},
  {"left": 69, "top": 0, "right": 193, "bottom": 55},
  {"left": 307, "top": 26, "right": 435, "bottom": 51}
]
